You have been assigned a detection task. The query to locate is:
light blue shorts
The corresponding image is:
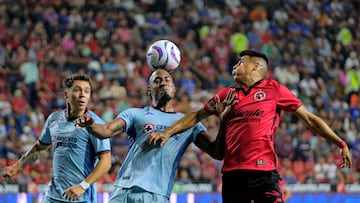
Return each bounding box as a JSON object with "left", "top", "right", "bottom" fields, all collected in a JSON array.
[
  {"left": 109, "top": 186, "right": 169, "bottom": 203},
  {"left": 42, "top": 195, "right": 88, "bottom": 203}
]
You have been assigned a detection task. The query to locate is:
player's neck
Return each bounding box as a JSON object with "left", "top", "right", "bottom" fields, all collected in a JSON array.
[
  {"left": 154, "top": 101, "right": 175, "bottom": 113},
  {"left": 66, "top": 108, "right": 87, "bottom": 120},
  {"left": 244, "top": 76, "right": 264, "bottom": 88}
]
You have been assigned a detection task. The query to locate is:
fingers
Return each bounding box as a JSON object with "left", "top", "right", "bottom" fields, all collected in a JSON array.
[
  {"left": 147, "top": 132, "right": 169, "bottom": 146},
  {"left": 340, "top": 149, "right": 352, "bottom": 169},
  {"left": 342, "top": 157, "right": 352, "bottom": 169},
  {"left": 146, "top": 132, "right": 162, "bottom": 145},
  {"left": 215, "top": 95, "right": 220, "bottom": 104},
  {"left": 62, "top": 188, "right": 81, "bottom": 201},
  {"left": 160, "top": 136, "right": 169, "bottom": 147},
  {"left": 225, "top": 88, "right": 234, "bottom": 102},
  {"left": 62, "top": 192, "right": 79, "bottom": 201},
  {"left": 75, "top": 113, "right": 94, "bottom": 128},
  {"left": 0, "top": 169, "right": 8, "bottom": 183},
  {"left": 223, "top": 88, "right": 238, "bottom": 105},
  {"left": 1, "top": 168, "right": 12, "bottom": 180}
]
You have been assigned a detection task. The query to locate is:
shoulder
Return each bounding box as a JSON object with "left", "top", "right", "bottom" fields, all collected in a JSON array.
[
  {"left": 47, "top": 110, "right": 63, "bottom": 121},
  {"left": 216, "top": 86, "right": 236, "bottom": 98},
  {"left": 259, "top": 79, "right": 292, "bottom": 92},
  {"left": 88, "top": 111, "right": 105, "bottom": 124},
  {"left": 260, "top": 79, "right": 282, "bottom": 87},
  {"left": 117, "top": 107, "right": 145, "bottom": 118}
]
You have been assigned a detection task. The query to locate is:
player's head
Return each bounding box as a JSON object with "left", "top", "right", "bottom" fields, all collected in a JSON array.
[
  {"left": 63, "top": 73, "right": 92, "bottom": 113},
  {"left": 232, "top": 50, "right": 269, "bottom": 87},
  {"left": 147, "top": 69, "right": 176, "bottom": 108}
]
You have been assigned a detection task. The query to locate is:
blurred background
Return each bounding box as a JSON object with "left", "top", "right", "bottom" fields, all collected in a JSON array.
[{"left": 0, "top": 0, "right": 359, "bottom": 202}]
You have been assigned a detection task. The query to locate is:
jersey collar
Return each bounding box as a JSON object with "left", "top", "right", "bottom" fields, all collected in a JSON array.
[{"left": 241, "top": 79, "right": 264, "bottom": 96}]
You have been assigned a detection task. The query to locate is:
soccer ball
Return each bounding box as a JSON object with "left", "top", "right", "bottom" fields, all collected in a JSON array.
[{"left": 146, "top": 39, "right": 181, "bottom": 72}]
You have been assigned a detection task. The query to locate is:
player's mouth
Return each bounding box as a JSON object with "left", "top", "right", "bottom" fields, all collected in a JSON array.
[{"left": 78, "top": 101, "right": 86, "bottom": 106}]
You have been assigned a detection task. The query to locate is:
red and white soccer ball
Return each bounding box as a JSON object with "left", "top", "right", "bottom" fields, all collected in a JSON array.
[{"left": 146, "top": 39, "right": 181, "bottom": 72}]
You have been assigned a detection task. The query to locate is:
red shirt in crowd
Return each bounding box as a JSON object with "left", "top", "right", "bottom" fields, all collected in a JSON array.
[{"left": 205, "top": 79, "right": 302, "bottom": 172}]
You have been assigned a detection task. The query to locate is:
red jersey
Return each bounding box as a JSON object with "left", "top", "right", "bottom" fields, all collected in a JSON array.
[{"left": 204, "top": 79, "right": 302, "bottom": 172}]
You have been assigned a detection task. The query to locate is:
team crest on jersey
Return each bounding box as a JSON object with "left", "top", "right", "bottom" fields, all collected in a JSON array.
[
  {"left": 143, "top": 124, "right": 155, "bottom": 133},
  {"left": 254, "top": 90, "right": 266, "bottom": 101}
]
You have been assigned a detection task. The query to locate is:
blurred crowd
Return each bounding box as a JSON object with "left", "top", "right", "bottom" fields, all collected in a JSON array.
[{"left": 0, "top": 0, "right": 359, "bottom": 193}]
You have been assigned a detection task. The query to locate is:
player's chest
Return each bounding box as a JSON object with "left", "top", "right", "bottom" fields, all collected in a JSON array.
[
  {"left": 134, "top": 113, "right": 181, "bottom": 134},
  {"left": 232, "top": 89, "right": 277, "bottom": 116},
  {"left": 48, "top": 119, "right": 87, "bottom": 144}
]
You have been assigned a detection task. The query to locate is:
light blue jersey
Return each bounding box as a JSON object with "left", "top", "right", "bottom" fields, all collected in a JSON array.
[
  {"left": 113, "top": 107, "right": 206, "bottom": 198},
  {"left": 39, "top": 110, "right": 111, "bottom": 202}
]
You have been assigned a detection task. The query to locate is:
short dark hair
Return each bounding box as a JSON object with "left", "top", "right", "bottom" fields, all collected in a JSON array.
[
  {"left": 239, "top": 50, "right": 269, "bottom": 65},
  {"left": 63, "top": 73, "right": 92, "bottom": 89}
]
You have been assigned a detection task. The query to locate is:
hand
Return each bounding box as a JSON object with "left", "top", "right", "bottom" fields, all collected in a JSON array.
[
  {"left": 62, "top": 184, "right": 85, "bottom": 201},
  {"left": 75, "top": 113, "right": 94, "bottom": 128},
  {"left": 215, "top": 88, "right": 238, "bottom": 120},
  {"left": 340, "top": 147, "right": 352, "bottom": 168},
  {"left": 1, "top": 164, "right": 21, "bottom": 181},
  {"left": 147, "top": 131, "right": 169, "bottom": 146}
]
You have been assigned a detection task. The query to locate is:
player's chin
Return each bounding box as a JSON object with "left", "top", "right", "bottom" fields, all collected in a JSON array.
[
  {"left": 159, "top": 93, "right": 172, "bottom": 102},
  {"left": 77, "top": 103, "right": 88, "bottom": 110}
]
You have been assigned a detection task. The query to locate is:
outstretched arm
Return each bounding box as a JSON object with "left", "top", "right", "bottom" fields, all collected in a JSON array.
[
  {"left": 62, "top": 152, "right": 111, "bottom": 201},
  {"left": 76, "top": 113, "right": 125, "bottom": 139},
  {"left": 1, "top": 140, "right": 50, "bottom": 179},
  {"left": 147, "top": 108, "right": 211, "bottom": 146},
  {"left": 294, "top": 105, "right": 352, "bottom": 168},
  {"left": 195, "top": 91, "right": 237, "bottom": 160}
]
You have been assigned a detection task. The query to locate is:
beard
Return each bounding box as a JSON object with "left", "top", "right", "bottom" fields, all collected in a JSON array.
[{"left": 156, "top": 92, "right": 172, "bottom": 108}]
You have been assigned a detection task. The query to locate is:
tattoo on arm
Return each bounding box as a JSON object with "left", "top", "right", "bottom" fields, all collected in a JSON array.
[
  {"left": 18, "top": 142, "right": 47, "bottom": 167},
  {"left": 19, "top": 153, "right": 39, "bottom": 167}
]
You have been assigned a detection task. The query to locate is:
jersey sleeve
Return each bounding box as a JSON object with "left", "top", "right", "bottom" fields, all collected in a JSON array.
[
  {"left": 204, "top": 87, "right": 233, "bottom": 115},
  {"left": 116, "top": 108, "right": 134, "bottom": 133},
  {"left": 38, "top": 113, "right": 54, "bottom": 145},
  {"left": 191, "top": 122, "right": 207, "bottom": 143},
  {"left": 276, "top": 83, "right": 303, "bottom": 112},
  {"left": 88, "top": 111, "right": 111, "bottom": 154}
]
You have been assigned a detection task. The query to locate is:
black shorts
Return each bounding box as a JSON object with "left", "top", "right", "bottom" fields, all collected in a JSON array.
[{"left": 222, "top": 169, "right": 284, "bottom": 203}]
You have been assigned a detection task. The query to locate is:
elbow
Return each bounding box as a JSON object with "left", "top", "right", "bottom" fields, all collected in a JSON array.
[
  {"left": 212, "top": 155, "right": 223, "bottom": 161},
  {"left": 208, "top": 151, "right": 224, "bottom": 160}
]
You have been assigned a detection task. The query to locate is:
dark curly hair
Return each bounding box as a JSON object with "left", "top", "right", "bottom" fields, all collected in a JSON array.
[{"left": 62, "top": 74, "right": 93, "bottom": 89}]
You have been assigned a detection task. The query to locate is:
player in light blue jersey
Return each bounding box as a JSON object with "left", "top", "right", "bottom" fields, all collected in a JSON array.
[
  {"left": 75, "top": 69, "right": 230, "bottom": 203},
  {"left": 1, "top": 74, "right": 112, "bottom": 202}
]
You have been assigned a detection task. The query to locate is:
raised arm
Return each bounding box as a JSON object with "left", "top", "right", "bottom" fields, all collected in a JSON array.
[
  {"left": 1, "top": 140, "right": 50, "bottom": 179},
  {"left": 147, "top": 108, "right": 212, "bottom": 146},
  {"left": 294, "top": 105, "right": 352, "bottom": 168},
  {"left": 76, "top": 113, "right": 125, "bottom": 139},
  {"left": 194, "top": 92, "right": 237, "bottom": 160}
]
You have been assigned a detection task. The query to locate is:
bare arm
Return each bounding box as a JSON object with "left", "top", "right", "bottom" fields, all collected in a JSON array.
[
  {"left": 195, "top": 121, "right": 226, "bottom": 160},
  {"left": 76, "top": 113, "right": 125, "bottom": 139},
  {"left": 167, "top": 108, "right": 211, "bottom": 136},
  {"left": 82, "top": 152, "right": 111, "bottom": 185},
  {"left": 147, "top": 108, "right": 212, "bottom": 146},
  {"left": 195, "top": 91, "right": 237, "bottom": 160},
  {"left": 294, "top": 105, "right": 352, "bottom": 168},
  {"left": 62, "top": 152, "right": 112, "bottom": 200},
  {"left": 1, "top": 141, "right": 50, "bottom": 179}
]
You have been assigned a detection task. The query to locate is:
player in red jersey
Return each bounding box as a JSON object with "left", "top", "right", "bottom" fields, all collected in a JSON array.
[{"left": 147, "top": 50, "right": 352, "bottom": 203}]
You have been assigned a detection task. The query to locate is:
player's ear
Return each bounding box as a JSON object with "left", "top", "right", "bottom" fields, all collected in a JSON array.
[{"left": 64, "top": 91, "right": 68, "bottom": 99}]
